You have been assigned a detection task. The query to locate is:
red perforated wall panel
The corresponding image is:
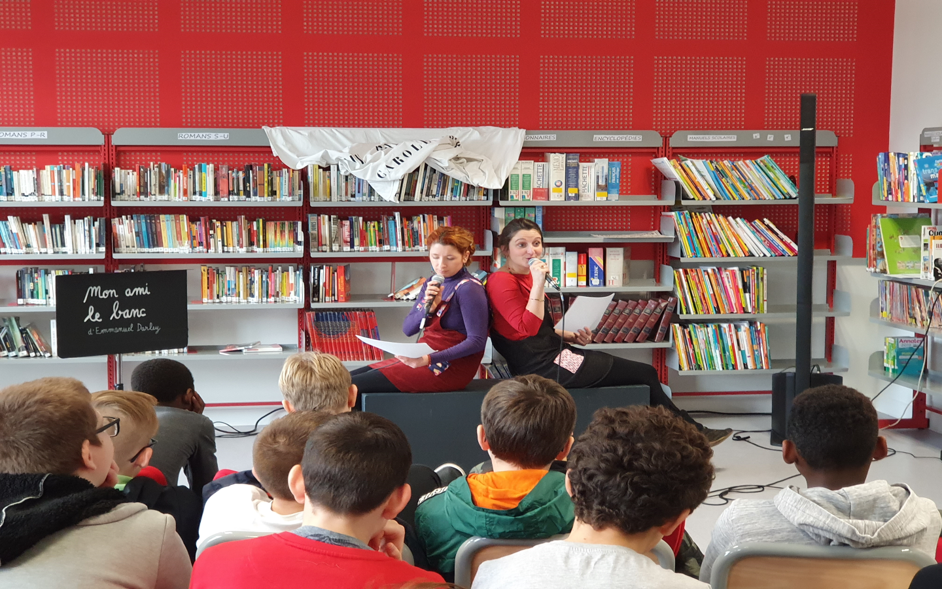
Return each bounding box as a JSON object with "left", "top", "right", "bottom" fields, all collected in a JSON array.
[{"left": 0, "top": 0, "right": 895, "bottom": 256}]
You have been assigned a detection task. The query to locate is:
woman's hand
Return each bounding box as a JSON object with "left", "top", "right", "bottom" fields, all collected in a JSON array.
[
  {"left": 528, "top": 259, "right": 550, "bottom": 285},
  {"left": 369, "top": 519, "right": 405, "bottom": 560},
  {"left": 563, "top": 327, "right": 593, "bottom": 346},
  {"left": 395, "top": 354, "right": 431, "bottom": 368},
  {"left": 423, "top": 282, "right": 442, "bottom": 311}
]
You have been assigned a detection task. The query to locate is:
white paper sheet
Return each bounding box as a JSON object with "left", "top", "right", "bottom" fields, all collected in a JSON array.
[
  {"left": 356, "top": 335, "right": 435, "bottom": 358},
  {"left": 554, "top": 294, "right": 615, "bottom": 332}
]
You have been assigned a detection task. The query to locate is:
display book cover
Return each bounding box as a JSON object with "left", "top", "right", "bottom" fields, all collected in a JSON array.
[
  {"left": 306, "top": 310, "right": 382, "bottom": 362},
  {"left": 879, "top": 215, "right": 932, "bottom": 276}
]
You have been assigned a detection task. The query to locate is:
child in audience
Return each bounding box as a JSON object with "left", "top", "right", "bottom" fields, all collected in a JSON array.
[
  {"left": 471, "top": 406, "right": 714, "bottom": 589},
  {"left": 203, "top": 351, "right": 356, "bottom": 502},
  {"left": 131, "top": 358, "right": 218, "bottom": 496},
  {"left": 700, "top": 384, "right": 942, "bottom": 583},
  {"left": 190, "top": 412, "right": 444, "bottom": 588},
  {"left": 197, "top": 411, "right": 329, "bottom": 549},
  {"left": 415, "top": 375, "right": 577, "bottom": 579},
  {"left": 91, "top": 389, "right": 203, "bottom": 561},
  {"left": 0, "top": 377, "right": 191, "bottom": 588}
]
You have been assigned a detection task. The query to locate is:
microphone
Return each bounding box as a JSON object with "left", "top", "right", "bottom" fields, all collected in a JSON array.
[
  {"left": 529, "top": 258, "right": 560, "bottom": 290},
  {"left": 419, "top": 274, "right": 445, "bottom": 330}
]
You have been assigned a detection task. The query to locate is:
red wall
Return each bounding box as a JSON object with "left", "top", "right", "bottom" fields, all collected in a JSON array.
[{"left": 0, "top": 0, "right": 894, "bottom": 253}]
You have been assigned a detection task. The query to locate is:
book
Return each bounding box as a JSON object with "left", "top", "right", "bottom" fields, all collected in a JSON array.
[
  {"left": 532, "top": 162, "right": 549, "bottom": 201},
  {"left": 578, "top": 162, "right": 594, "bottom": 201},
  {"left": 636, "top": 299, "right": 668, "bottom": 343},
  {"left": 624, "top": 299, "right": 659, "bottom": 343},
  {"left": 607, "top": 161, "right": 621, "bottom": 200},
  {"left": 565, "top": 154, "right": 580, "bottom": 201},
  {"left": 605, "top": 247, "right": 627, "bottom": 287},
  {"left": 879, "top": 215, "right": 931, "bottom": 275},
  {"left": 921, "top": 226, "right": 942, "bottom": 280},
  {"left": 613, "top": 301, "right": 646, "bottom": 343},
  {"left": 593, "top": 299, "right": 628, "bottom": 343},
  {"left": 508, "top": 162, "right": 520, "bottom": 201},
  {"left": 604, "top": 300, "right": 637, "bottom": 343},
  {"left": 393, "top": 277, "right": 427, "bottom": 300},
  {"left": 915, "top": 155, "right": 942, "bottom": 203},
  {"left": 884, "top": 337, "right": 924, "bottom": 376},
  {"left": 546, "top": 247, "right": 566, "bottom": 287},
  {"left": 565, "top": 251, "right": 578, "bottom": 287},
  {"left": 519, "top": 160, "right": 533, "bottom": 201},
  {"left": 594, "top": 158, "right": 609, "bottom": 201},
  {"left": 653, "top": 297, "right": 677, "bottom": 342},
  {"left": 591, "top": 300, "right": 619, "bottom": 341},
  {"left": 577, "top": 253, "right": 587, "bottom": 287},
  {"left": 547, "top": 153, "right": 565, "bottom": 201},
  {"left": 588, "top": 247, "right": 604, "bottom": 287}
]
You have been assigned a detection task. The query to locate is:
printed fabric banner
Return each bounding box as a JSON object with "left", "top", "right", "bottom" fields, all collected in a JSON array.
[{"left": 263, "top": 126, "right": 525, "bottom": 201}]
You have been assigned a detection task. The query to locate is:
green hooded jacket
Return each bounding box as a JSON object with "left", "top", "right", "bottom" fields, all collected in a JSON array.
[{"left": 414, "top": 470, "right": 574, "bottom": 577}]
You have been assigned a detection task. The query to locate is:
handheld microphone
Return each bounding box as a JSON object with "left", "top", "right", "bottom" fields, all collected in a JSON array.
[
  {"left": 419, "top": 274, "right": 445, "bottom": 330},
  {"left": 529, "top": 258, "right": 560, "bottom": 289}
]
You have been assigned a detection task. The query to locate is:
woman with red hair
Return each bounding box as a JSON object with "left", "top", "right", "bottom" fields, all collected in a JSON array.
[{"left": 350, "top": 225, "right": 489, "bottom": 394}]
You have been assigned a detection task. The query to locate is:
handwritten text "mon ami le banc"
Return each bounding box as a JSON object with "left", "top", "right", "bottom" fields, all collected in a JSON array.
[{"left": 83, "top": 285, "right": 151, "bottom": 325}]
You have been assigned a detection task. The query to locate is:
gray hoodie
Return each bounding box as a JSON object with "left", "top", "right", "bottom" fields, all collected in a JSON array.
[{"left": 700, "top": 480, "right": 942, "bottom": 583}]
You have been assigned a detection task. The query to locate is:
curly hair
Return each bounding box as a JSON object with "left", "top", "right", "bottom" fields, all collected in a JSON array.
[
  {"left": 568, "top": 406, "right": 714, "bottom": 535},
  {"left": 481, "top": 375, "right": 576, "bottom": 469},
  {"left": 427, "top": 225, "right": 476, "bottom": 266},
  {"left": 130, "top": 358, "right": 194, "bottom": 404},
  {"left": 787, "top": 384, "right": 878, "bottom": 470}
]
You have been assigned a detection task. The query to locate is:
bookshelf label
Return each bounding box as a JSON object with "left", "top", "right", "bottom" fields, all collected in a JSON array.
[
  {"left": 525, "top": 134, "right": 557, "bottom": 142},
  {"left": 687, "top": 134, "right": 738, "bottom": 142},
  {"left": 0, "top": 131, "right": 47, "bottom": 139},
  {"left": 593, "top": 134, "right": 642, "bottom": 142},
  {"left": 55, "top": 270, "right": 188, "bottom": 358},
  {"left": 177, "top": 132, "right": 230, "bottom": 141}
]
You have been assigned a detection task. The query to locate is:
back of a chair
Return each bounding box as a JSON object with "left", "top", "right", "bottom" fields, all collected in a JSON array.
[
  {"left": 454, "top": 536, "right": 565, "bottom": 587},
  {"left": 711, "top": 543, "right": 936, "bottom": 589},
  {"left": 195, "top": 530, "right": 270, "bottom": 559}
]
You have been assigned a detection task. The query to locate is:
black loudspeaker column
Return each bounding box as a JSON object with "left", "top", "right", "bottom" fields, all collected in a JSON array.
[{"left": 770, "top": 93, "right": 843, "bottom": 445}]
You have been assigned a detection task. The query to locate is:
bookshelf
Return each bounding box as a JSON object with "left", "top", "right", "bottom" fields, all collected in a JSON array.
[
  {"left": 864, "top": 127, "right": 942, "bottom": 428},
  {"left": 662, "top": 130, "right": 852, "bottom": 389}
]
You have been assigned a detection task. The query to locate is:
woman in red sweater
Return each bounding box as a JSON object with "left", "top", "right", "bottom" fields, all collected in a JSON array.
[{"left": 486, "top": 218, "right": 731, "bottom": 445}]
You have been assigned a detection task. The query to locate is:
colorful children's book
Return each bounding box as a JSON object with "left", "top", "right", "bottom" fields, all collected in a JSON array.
[{"left": 879, "top": 215, "right": 931, "bottom": 275}]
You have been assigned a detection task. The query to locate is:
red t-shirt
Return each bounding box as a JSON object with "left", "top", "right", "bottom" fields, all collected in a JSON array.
[
  {"left": 189, "top": 532, "right": 444, "bottom": 588},
  {"left": 486, "top": 271, "right": 544, "bottom": 341}
]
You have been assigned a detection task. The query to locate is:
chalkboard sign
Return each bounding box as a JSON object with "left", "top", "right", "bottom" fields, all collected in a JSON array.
[{"left": 55, "top": 270, "right": 188, "bottom": 358}]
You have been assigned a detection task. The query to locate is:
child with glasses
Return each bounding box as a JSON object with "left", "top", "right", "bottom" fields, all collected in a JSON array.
[
  {"left": 0, "top": 377, "right": 191, "bottom": 587},
  {"left": 92, "top": 389, "right": 204, "bottom": 560}
]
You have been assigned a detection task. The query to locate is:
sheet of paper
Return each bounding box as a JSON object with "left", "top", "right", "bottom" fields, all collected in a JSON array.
[
  {"left": 554, "top": 294, "right": 615, "bottom": 332},
  {"left": 356, "top": 335, "right": 435, "bottom": 358}
]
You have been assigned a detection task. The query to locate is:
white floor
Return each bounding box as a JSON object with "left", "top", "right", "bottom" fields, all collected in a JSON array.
[{"left": 214, "top": 413, "right": 942, "bottom": 551}]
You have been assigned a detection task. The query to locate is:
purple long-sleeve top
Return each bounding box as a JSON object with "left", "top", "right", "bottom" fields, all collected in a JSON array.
[{"left": 402, "top": 268, "right": 489, "bottom": 365}]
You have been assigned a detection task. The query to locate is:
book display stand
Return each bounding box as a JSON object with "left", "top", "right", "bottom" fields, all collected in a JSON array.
[{"left": 661, "top": 130, "right": 853, "bottom": 389}]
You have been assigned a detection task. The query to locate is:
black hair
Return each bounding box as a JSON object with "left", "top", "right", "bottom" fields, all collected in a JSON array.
[
  {"left": 302, "top": 412, "right": 412, "bottom": 515},
  {"left": 787, "top": 384, "right": 879, "bottom": 470},
  {"left": 130, "top": 358, "right": 195, "bottom": 404},
  {"left": 497, "top": 218, "right": 543, "bottom": 251}
]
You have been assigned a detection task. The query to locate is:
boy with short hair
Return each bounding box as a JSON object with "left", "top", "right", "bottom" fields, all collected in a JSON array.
[
  {"left": 131, "top": 358, "right": 218, "bottom": 495},
  {"left": 415, "top": 375, "right": 577, "bottom": 578},
  {"left": 197, "top": 411, "right": 330, "bottom": 549},
  {"left": 92, "top": 389, "right": 203, "bottom": 561},
  {"left": 700, "top": 384, "right": 942, "bottom": 583},
  {"left": 0, "top": 377, "right": 191, "bottom": 588},
  {"left": 190, "top": 412, "right": 444, "bottom": 588},
  {"left": 472, "top": 406, "right": 714, "bottom": 589},
  {"left": 278, "top": 351, "right": 358, "bottom": 413}
]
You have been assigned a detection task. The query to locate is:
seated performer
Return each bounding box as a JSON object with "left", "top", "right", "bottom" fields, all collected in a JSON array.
[{"left": 351, "top": 225, "right": 489, "bottom": 394}]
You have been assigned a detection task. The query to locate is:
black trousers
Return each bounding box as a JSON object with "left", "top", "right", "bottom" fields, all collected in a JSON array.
[
  {"left": 592, "top": 355, "right": 701, "bottom": 429},
  {"left": 349, "top": 366, "right": 401, "bottom": 394}
]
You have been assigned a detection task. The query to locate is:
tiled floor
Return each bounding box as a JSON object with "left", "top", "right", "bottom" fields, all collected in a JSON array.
[{"left": 214, "top": 413, "right": 942, "bottom": 552}]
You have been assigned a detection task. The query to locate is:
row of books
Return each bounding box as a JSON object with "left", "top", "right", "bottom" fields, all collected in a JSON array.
[
  {"left": 671, "top": 321, "right": 771, "bottom": 371},
  {"left": 113, "top": 163, "right": 303, "bottom": 201},
  {"left": 547, "top": 247, "right": 628, "bottom": 288},
  {"left": 310, "top": 264, "right": 351, "bottom": 303},
  {"left": 491, "top": 206, "right": 543, "bottom": 234},
  {"left": 112, "top": 215, "right": 304, "bottom": 254},
  {"left": 13, "top": 267, "right": 93, "bottom": 305},
  {"left": 200, "top": 265, "right": 303, "bottom": 304},
  {"left": 670, "top": 211, "right": 797, "bottom": 258},
  {"left": 0, "top": 164, "right": 105, "bottom": 202},
  {"left": 0, "top": 215, "right": 106, "bottom": 255},
  {"left": 309, "top": 163, "right": 493, "bottom": 202},
  {"left": 654, "top": 155, "right": 797, "bottom": 201},
  {"left": 506, "top": 157, "right": 621, "bottom": 201},
  {"left": 876, "top": 152, "right": 942, "bottom": 203},
  {"left": 305, "top": 310, "right": 383, "bottom": 362},
  {"left": 877, "top": 279, "right": 942, "bottom": 330},
  {"left": 1, "top": 316, "right": 53, "bottom": 358},
  {"left": 590, "top": 297, "right": 676, "bottom": 344},
  {"left": 673, "top": 266, "right": 768, "bottom": 315},
  {"left": 308, "top": 214, "right": 452, "bottom": 253}
]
